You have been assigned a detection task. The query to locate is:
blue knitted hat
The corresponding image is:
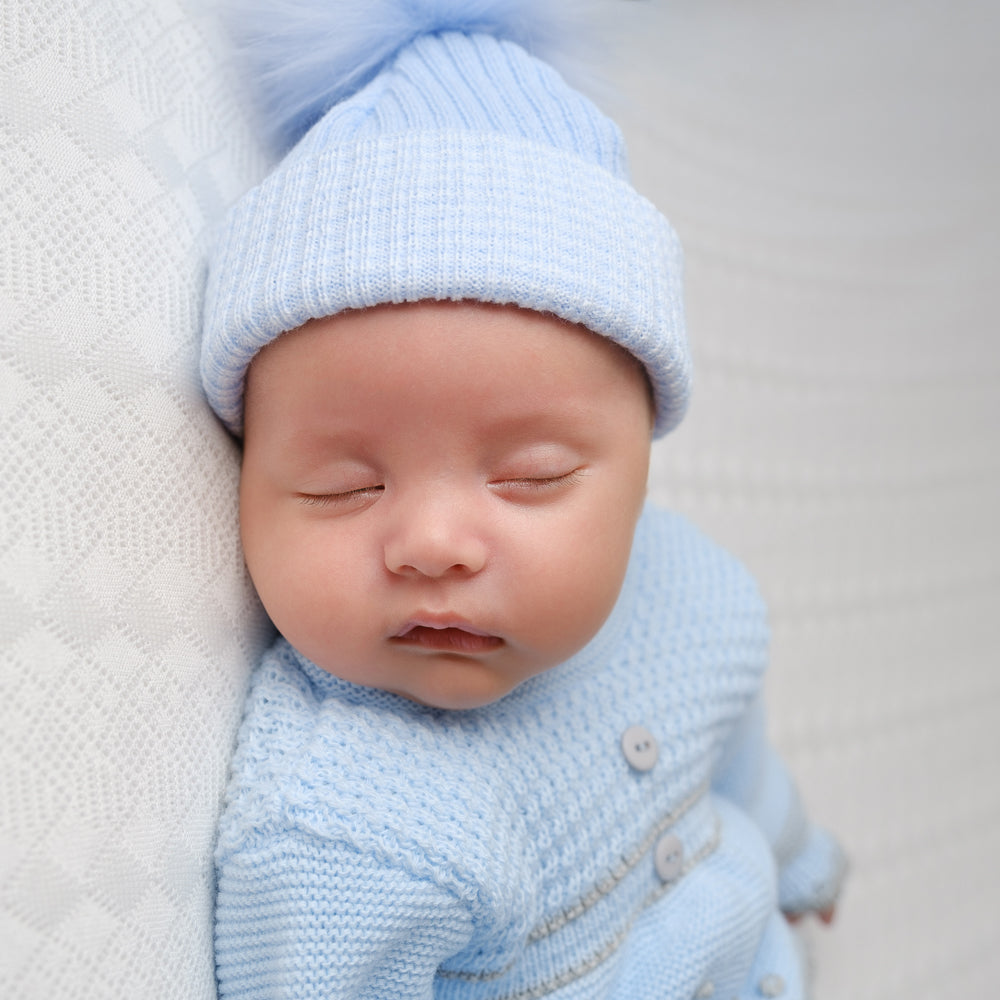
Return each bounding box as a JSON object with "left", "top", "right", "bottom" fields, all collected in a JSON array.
[{"left": 201, "top": 0, "right": 690, "bottom": 437}]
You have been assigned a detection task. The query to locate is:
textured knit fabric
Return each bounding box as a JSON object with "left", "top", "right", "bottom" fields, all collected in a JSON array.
[
  {"left": 214, "top": 506, "right": 845, "bottom": 1000},
  {"left": 0, "top": 2, "right": 273, "bottom": 997},
  {"left": 200, "top": 28, "right": 689, "bottom": 438}
]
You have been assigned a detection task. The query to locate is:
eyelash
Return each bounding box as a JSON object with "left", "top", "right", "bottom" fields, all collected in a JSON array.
[
  {"left": 491, "top": 470, "right": 583, "bottom": 493},
  {"left": 295, "top": 471, "right": 583, "bottom": 509},
  {"left": 296, "top": 486, "right": 385, "bottom": 508}
]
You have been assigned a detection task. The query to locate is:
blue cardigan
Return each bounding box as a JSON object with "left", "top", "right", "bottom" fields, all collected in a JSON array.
[{"left": 215, "top": 506, "right": 844, "bottom": 1000}]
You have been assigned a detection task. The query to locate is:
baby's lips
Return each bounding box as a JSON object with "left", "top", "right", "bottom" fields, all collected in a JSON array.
[{"left": 392, "top": 622, "right": 504, "bottom": 653}]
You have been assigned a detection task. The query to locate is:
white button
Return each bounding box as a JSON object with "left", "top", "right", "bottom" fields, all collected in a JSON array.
[
  {"left": 654, "top": 833, "right": 684, "bottom": 881},
  {"left": 694, "top": 981, "right": 715, "bottom": 998},
  {"left": 758, "top": 974, "right": 785, "bottom": 997},
  {"left": 621, "top": 725, "right": 658, "bottom": 771}
]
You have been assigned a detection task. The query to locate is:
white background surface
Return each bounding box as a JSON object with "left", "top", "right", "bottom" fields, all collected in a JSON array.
[
  {"left": 2, "top": 1, "right": 998, "bottom": 997},
  {"left": 618, "top": 3, "right": 1000, "bottom": 997}
]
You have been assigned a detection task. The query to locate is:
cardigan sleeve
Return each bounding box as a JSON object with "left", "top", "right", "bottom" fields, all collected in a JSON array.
[
  {"left": 215, "top": 831, "right": 475, "bottom": 1000},
  {"left": 710, "top": 695, "right": 846, "bottom": 916}
]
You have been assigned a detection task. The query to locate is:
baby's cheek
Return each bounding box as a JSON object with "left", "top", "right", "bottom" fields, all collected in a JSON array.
[{"left": 517, "top": 548, "right": 623, "bottom": 658}]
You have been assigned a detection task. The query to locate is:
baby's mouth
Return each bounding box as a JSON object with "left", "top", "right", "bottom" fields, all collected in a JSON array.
[{"left": 391, "top": 623, "right": 504, "bottom": 654}]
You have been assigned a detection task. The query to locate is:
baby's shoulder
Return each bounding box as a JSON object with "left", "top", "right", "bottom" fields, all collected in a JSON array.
[
  {"left": 215, "top": 641, "right": 532, "bottom": 891},
  {"left": 214, "top": 640, "right": 330, "bottom": 854},
  {"left": 634, "top": 504, "right": 767, "bottom": 624}
]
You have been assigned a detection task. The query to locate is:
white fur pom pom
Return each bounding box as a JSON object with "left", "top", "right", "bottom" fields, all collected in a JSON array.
[{"left": 221, "top": 0, "right": 600, "bottom": 150}]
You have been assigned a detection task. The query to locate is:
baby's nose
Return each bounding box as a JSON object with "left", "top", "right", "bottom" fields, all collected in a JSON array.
[{"left": 383, "top": 499, "right": 488, "bottom": 578}]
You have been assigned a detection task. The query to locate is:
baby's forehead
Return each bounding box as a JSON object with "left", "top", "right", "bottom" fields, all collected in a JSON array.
[
  {"left": 242, "top": 302, "right": 654, "bottom": 450},
  {"left": 253, "top": 300, "right": 646, "bottom": 386}
]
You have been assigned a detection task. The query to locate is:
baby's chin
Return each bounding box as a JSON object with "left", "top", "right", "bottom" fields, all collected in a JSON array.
[
  {"left": 316, "top": 651, "right": 553, "bottom": 711},
  {"left": 383, "top": 664, "right": 532, "bottom": 711}
]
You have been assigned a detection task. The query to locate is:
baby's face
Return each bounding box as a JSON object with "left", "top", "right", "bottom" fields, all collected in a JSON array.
[{"left": 240, "top": 301, "right": 652, "bottom": 709}]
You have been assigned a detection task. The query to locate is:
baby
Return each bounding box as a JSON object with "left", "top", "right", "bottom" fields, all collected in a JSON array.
[{"left": 204, "top": 3, "right": 845, "bottom": 999}]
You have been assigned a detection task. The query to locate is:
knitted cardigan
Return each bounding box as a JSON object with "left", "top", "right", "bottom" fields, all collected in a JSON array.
[{"left": 214, "top": 506, "right": 844, "bottom": 1000}]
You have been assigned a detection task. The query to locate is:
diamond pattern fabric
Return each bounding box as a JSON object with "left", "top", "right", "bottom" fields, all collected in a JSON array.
[{"left": 1, "top": 2, "right": 271, "bottom": 997}]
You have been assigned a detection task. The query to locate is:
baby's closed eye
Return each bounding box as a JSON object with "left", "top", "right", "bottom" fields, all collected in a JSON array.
[
  {"left": 296, "top": 484, "right": 384, "bottom": 510},
  {"left": 488, "top": 468, "right": 585, "bottom": 502}
]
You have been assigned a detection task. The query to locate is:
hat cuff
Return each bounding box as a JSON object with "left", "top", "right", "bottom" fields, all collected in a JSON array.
[{"left": 201, "top": 130, "right": 690, "bottom": 437}]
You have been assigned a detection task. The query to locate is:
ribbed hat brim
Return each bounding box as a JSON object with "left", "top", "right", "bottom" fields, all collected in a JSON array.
[{"left": 202, "top": 129, "right": 689, "bottom": 437}]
